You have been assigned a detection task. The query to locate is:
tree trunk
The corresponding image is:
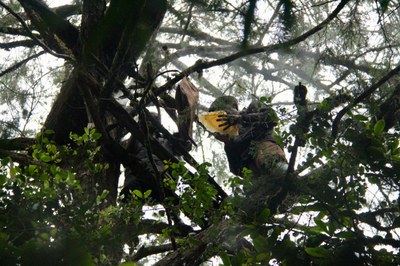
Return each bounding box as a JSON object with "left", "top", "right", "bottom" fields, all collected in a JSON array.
[{"left": 20, "top": 0, "right": 168, "bottom": 202}]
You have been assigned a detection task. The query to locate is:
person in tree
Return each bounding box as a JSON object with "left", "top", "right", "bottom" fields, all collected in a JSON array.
[
  {"left": 205, "top": 96, "right": 287, "bottom": 217},
  {"left": 208, "top": 96, "right": 287, "bottom": 177}
]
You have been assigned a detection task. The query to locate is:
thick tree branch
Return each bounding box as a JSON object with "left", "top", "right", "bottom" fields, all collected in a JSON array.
[
  {"left": 17, "top": 0, "right": 79, "bottom": 55},
  {"left": 331, "top": 62, "right": 400, "bottom": 138},
  {"left": 80, "top": 0, "right": 105, "bottom": 56},
  {"left": 294, "top": 49, "right": 373, "bottom": 74},
  {"left": 76, "top": 68, "right": 223, "bottom": 211},
  {"left": 0, "top": 137, "right": 35, "bottom": 151},
  {"left": 0, "top": 26, "right": 30, "bottom": 36},
  {"left": 155, "top": 219, "right": 244, "bottom": 266},
  {"left": 43, "top": 69, "right": 88, "bottom": 144},
  {"left": 130, "top": 244, "right": 174, "bottom": 262},
  {"left": 170, "top": 59, "right": 223, "bottom": 97},
  {"left": 104, "top": 98, "right": 228, "bottom": 201},
  {"left": 160, "top": 27, "right": 232, "bottom": 45},
  {"left": 0, "top": 149, "right": 39, "bottom": 166},
  {"left": 0, "top": 39, "right": 36, "bottom": 50},
  {"left": 75, "top": 70, "right": 140, "bottom": 168},
  {"left": 0, "top": 0, "right": 73, "bottom": 60},
  {"left": 133, "top": 219, "right": 172, "bottom": 236},
  {"left": 0, "top": 50, "right": 45, "bottom": 78},
  {"left": 364, "top": 236, "right": 400, "bottom": 248},
  {"left": 43, "top": 0, "right": 166, "bottom": 144},
  {"left": 4, "top": 4, "right": 80, "bottom": 23},
  {"left": 52, "top": 4, "right": 80, "bottom": 18}
]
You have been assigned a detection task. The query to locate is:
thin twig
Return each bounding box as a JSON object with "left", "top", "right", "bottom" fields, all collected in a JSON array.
[
  {"left": 180, "top": 3, "right": 194, "bottom": 43},
  {"left": 155, "top": 0, "right": 350, "bottom": 97}
]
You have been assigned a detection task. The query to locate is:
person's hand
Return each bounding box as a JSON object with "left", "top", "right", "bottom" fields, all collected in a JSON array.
[{"left": 216, "top": 114, "right": 241, "bottom": 130}]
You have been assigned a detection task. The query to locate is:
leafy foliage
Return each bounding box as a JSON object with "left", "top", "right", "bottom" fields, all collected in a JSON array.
[
  {"left": 0, "top": 0, "right": 400, "bottom": 265},
  {"left": 0, "top": 130, "right": 112, "bottom": 265}
]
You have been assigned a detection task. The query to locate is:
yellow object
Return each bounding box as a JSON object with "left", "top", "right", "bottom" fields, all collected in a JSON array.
[{"left": 199, "top": 111, "right": 239, "bottom": 136}]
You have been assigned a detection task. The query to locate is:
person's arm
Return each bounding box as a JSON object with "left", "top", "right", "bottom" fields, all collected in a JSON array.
[{"left": 217, "top": 107, "right": 278, "bottom": 130}]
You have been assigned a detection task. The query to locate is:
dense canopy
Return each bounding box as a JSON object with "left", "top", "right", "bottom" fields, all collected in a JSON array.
[{"left": 0, "top": 0, "right": 400, "bottom": 265}]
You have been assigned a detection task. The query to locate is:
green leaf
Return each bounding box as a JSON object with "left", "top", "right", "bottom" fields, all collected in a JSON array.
[
  {"left": 374, "top": 119, "right": 385, "bottom": 135},
  {"left": 305, "top": 247, "right": 331, "bottom": 258},
  {"left": 40, "top": 154, "right": 52, "bottom": 163},
  {"left": 336, "top": 231, "right": 355, "bottom": 239},
  {"left": 9, "top": 165, "right": 20, "bottom": 177},
  {"left": 354, "top": 114, "right": 368, "bottom": 121},
  {"left": 0, "top": 231, "right": 9, "bottom": 241},
  {"left": 389, "top": 139, "right": 399, "bottom": 151},
  {"left": 27, "top": 164, "right": 38, "bottom": 175},
  {"left": 119, "top": 262, "right": 136, "bottom": 266},
  {"left": 92, "top": 132, "right": 102, "bottom": 140},
  {"left": 143, "top": 190, "right": 152, "bottom": 199},
  {"left": 219, "top": 252, "right": 231, "bottom": 266},
  {"left": 1, "top": 157, "right": 10, "bottom": 165},
  {"left": 44, "top": 179, "right": 50, "bottom": 188},
  {"left": 256, "top": 252, "right": 269, "bottom": 261},
  {"left": 44, "top": 129, "right": 55, "bottom": 135},
  {"left": 314, "top": 218, "right": 327, "bottom": 233},
  {"left": 256, "top": 208, "right": 270, "bottom": 223},
  {"left": 133, "top": 190, "right": 143, "bottom": 198},
  {"left": 253, "top": 235, "right": 268, "bottom": 252},
  {"left": 231, "top": 251, "right": 246, "bottom": 266}
]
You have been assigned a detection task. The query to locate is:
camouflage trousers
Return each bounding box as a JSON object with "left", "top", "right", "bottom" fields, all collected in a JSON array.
[
  {"left": 250, "top": 140, "right": 287, "bottom": 177},
  {"left": 239, "top": 140, "right": 288, "bottom": 219}
]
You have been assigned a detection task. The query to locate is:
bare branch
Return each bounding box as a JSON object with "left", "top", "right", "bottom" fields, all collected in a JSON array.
[
  {"left": 0, "top": 50, "right": 45, "bottom": 78},
  {"left": 0, "top": 149, "right": 39, "bottom": 166},
  {"left": 0, "top": 137, "right": 35, "bottom": 151},
  {"left": 0, "top": 26, "right": 29, "bottom": 36},
  {"left": 155, "top": 0, "right": 350, "bottom": 97},
  {"left": 0, "top": 39, "right": 36, "bottom": 50},
  {"left": 331, "top": 62, "right": 400, "bottom": 138},
  {"left": 0, "top": 0, "right": 73, "bottom": 60},
  {"left": 160, "top": 27, "right": 232, "bottom": 46}
]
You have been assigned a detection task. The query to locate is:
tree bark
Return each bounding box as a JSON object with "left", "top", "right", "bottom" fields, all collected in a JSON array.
[
  {"left": 155, "top": 219, "right": 243, "bottom": 266},
  {"left": 40, "top": 0, "right": 168, "bottom": 203}
]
